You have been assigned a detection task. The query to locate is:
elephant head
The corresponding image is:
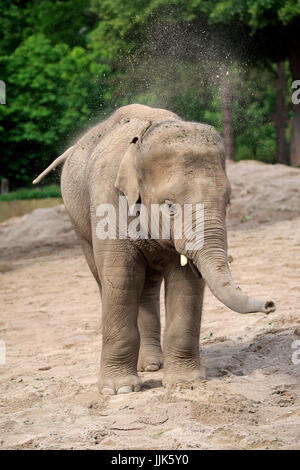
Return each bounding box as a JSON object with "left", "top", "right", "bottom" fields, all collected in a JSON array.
[{"left": 115, "top": 119, "right": 276, "bottom": 315}]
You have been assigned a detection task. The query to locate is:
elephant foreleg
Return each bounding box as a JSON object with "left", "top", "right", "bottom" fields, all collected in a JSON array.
[
  {"left": 97, "top": 250, "right": 145, "bottom": 395},
  {"left": 163, "top": 256, "right": 205, "bottom": 388}
]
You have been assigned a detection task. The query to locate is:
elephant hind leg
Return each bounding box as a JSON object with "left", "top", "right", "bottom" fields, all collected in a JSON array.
[
  {"left": 78, "top": 236, "right": 101, "bottom": 291},
  {"left": 138, "top": 267, "right": 163, "bottom": 372}
]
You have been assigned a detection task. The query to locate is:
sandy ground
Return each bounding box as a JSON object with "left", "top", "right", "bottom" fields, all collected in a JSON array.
[{"left": 0, "top": 161, "right": 300, "bottom": 450}]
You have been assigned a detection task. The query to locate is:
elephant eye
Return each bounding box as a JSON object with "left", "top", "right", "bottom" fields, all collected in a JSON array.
[{"left": 163, "top": 200, "right": 177, "bottom": 215}]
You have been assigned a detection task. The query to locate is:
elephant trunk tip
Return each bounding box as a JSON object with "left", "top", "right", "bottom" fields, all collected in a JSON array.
[
  {"left": 261, "top": 300, "right": 276, "bottom": 314},
  {"left": 244, "top": 297, "right": 276, "bottom": 314}
]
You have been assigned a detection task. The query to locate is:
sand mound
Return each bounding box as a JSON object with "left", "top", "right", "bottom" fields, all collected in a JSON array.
[
  {"left": 227, "top": 161, "right": 300, "bottom": 229},
  {"left": 0, "top": 205, "right": 77, "bottom": 258}
]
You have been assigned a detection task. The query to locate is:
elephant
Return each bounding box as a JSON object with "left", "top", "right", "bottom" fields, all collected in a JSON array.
[{"left": 33, "top": 103, "right": 276, "bottom": 395}]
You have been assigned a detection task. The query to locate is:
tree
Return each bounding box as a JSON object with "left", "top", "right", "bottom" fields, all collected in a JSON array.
[
  {"left": 189, "top": 0, "right": 300, "bottom": 165},
  {"left": 275, "top": 61, "right": 289, "bottom": 164},
  {"left": 1, "top": 0, "right": 296, "bottom": 187},
  {"left": 290, "top": 42, "right": 300, "bottom": 166},
  {"left": 90, "top": 0, "right": 295, "bottom": 164},
  {"left": 0, "top": 0, "right": 109, "bottom": 187},
  {"left": 0, "top": 34, "right": 108, "bottom": 186}
]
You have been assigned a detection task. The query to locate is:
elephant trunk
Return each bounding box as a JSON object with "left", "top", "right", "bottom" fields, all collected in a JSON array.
[
  {"left": 178, "top": 210, "right": 276, "bottom": 314},
  {"left": 193, "top": 254, "right": 275, "bottom": 314}
]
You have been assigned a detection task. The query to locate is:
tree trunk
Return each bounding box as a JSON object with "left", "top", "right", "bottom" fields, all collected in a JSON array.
[
  {"left": 275, "top": 61, "right": 289, "bottom": 165},
  {"left": 1, "top": 178, "right": 9, "bottom": 194},
  {"left": 220, "top": 67, "right": 235, "bottom": 161},
  {"left": 289, "top": 42, "right": 300, "bottom": 167}
]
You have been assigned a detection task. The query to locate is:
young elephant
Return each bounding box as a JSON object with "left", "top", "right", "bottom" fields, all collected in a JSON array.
[{"left": 33, "top": 104, "right": 276, "bottom": 394}]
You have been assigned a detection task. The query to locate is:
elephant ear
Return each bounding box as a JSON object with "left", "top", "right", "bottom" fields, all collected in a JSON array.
[{"left": 114, "top": 137, "right": 140, "bottom": 206}]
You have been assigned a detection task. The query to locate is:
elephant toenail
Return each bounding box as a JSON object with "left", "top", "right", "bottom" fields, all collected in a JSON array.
[
  {"left": 117, "top": 386, "right": 133, "bottom": 394},
  {"left": 102, "top": 387, "right": 115, "bottom": 395},
  {"left": 146, "top": 364, "right": 159, "bottom": 371}
]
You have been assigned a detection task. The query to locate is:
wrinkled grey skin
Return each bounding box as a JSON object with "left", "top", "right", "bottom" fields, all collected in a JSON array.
[{"left": 59, "top": 104, "right": 275, "bottom": 395}]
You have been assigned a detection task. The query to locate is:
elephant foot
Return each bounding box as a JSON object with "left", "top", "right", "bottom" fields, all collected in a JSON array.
[
  {"left": 162, "top": 366, "right": 206, "bottom": 390},
  {"left": 137, "top": 345, "right": 163, "bottom": 372},
  {"left": 98, "top": 373, "right": 142, "bottom": 395}
]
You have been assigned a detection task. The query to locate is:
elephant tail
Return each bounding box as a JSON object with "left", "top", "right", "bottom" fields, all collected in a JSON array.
[{"left": 32, "top": 146, "right": 75, "bottom": 184}]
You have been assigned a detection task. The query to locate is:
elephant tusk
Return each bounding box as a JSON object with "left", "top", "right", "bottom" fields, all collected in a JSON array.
[{"left": 180, "top": 255, "right": 188, "bottom": 266}]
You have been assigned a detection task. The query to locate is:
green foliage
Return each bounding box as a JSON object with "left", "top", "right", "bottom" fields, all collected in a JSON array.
[
  {"left": 1, "top": 33, "right": 108, "bottom": 186},
  {"left": 0, "top": 184, "right": 61, "bottom": 201},
  {"left": 232, "top": 65, "right": 278, "bottom": 163},
  {"left": 0, "top": 0, "right": 296, "bottom": 189},
  {"left": 202, "top": 0, "right": 300, "bottom": 29},
  {"left": 0, "top": 0, "right": 109, "bottom": 188},
  {"left": 25, "top": 0, "right": 95, "bottom": 47}
]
